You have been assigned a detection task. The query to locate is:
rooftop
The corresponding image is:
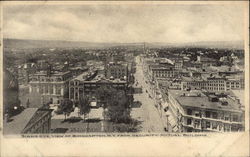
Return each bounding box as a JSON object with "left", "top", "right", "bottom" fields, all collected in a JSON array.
[
  {"left": 168, "top": 90, "right": 242, "bottom": 112},
  {"left": 85, "top": 74, "right": 127, "bottom": 83},
  {"left": 73, "top": 71, "right": 89, "bottom": 81}
]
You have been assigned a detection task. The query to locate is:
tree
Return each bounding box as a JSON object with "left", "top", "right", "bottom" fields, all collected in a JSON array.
[
  {"left": 95, "top": 85, "right": 117, "bottom": 108},
  {"left": 78, "top": 96, "right": 91, "bottom": 121},
  {"left": 104, "top": 90, "right": 130, "bottom": 123},
  {"left": 60, "top": 98, "right": 74, "bottom": 121}
]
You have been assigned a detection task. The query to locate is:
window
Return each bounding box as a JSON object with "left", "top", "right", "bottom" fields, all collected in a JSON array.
[
  {"left": 206, "top": 121, "right": 211, "bottom": 128},
  {"left": 205, "top": 111, "right": 211, "bottom": 118},
  {"left": 49, "top": 86, "right": 53, "bottom": 94},
  {"left": 187, "top": 118, "right": 192, "bottom": 125},
  {"left": 232, "top": 115, "right": 238, "bottom": 122},
  {"left": 187, "top": 109, "right": 192, "bottom": 115},
  {"left": 40, "top": 86, "right": 44, "bottom": 94},
  {"left": 212, "top": 123, "right": 218, "bottom": 130},
  {"left": 212, "top": 112, "right": 218, "bottom": 119},
  {"left": 194, "top": 120, "right": 200, "bottom": 128},
  {"left": 56, "top": 85, "right": 61, "bottom": 95},
  {"left": 225, "top": 116, "right": 229, "bottom": 121},
  {"left": 195, "top": 112, "right": 200, "bottom": 117},
  {"left": 45, "top": 85, "right": 49, "bottom": 94}
]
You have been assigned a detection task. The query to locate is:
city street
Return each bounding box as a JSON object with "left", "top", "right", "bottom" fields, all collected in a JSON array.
[{"left": 131, "top": 56, "right": 165, "bottom": 132}]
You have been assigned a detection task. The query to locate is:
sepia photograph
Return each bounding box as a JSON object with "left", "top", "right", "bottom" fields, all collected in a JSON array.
[{"left": 1, "top": 1, "right": 249, "bottom": 156}]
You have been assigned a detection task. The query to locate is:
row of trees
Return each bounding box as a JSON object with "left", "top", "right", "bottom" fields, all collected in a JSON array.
[
  {"left": 56, "top": 85, "right": 131, "bottom": 124},
  {"left": 56, "top": 97, "right": 90, "bottom": 121}
]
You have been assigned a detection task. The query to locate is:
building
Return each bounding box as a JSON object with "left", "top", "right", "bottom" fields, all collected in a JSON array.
[
  {"left": 167, "top": 89, "right": 244, "bottom": 132},
  {"left": 29, "top": 70, "right": 72, "bottom": 104},
  {"left": 37, "top": 60, "right": 49, "bottom": 71},
  {"left": 18, "top": 63, "right": 37, "bottom": 85},
  {"left": 197, "top": 55, "right": 218, "bottom": 68},
  {"left": 226, "top": 76, "right": 244, "bottom": 90},
  {"left": 4, "top": 108, "right": 53, "bottom": 134},
  {"left": 181, "top": 74, "right": 244, "bottom": 92},
  {"left": 69, "top": 72, "right": 128, "bottom": 102},
  {"left": 148, "top": 64, "right": 177, "bottom": 81},
  {"left": 174, "top": 60, "right": 183, "bottom": 70},
  {"left": 104, "top": 62, "right": 128, "bottom": 80}
]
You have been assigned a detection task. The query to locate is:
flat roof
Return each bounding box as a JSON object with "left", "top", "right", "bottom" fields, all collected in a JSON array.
[{"left": 169, "top": 90, "right": 242, "bottom": 112}]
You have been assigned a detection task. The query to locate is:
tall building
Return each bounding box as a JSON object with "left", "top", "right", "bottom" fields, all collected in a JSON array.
[{"left": 29, "top": 69, "right": 72, "bottom": 104}]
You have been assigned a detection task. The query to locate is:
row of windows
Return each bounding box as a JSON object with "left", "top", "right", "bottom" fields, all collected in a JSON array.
[
  {"left": 32, "top": 86, "right": 62, "bottom": 95},
  {"left": 186, "top": 109, "right": 239, "bottom": 122},
  {"left": 208, "top": 80, "right": 225, "bottom": 83},
  {"left": 32, "top": 77, "right": 63, "bottom": 82},
  {"left": 110, "top": 69, "right": 126, "bottom": 72},
  {"left": 186, "top": 119, "right": 238, "bottom": 132}
]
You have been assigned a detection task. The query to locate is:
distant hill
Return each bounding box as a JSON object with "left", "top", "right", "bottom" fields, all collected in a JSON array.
[
  {"left": 148, "top": 41, "right": 244, "bottom": 49},
  {"left": 3, "top": 38, "right": 119, "bottom": 49},
  {"left": 3, "top": 38, "right": 244, "bottom": 50}
]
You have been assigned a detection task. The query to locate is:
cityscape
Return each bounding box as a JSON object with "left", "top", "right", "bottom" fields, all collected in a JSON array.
[{"left": 2, "top": 4, "right": 246, "bottom": 135}]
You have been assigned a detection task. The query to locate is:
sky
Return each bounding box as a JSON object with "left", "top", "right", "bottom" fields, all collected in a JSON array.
[{"left": 3, "top": 3, "right": 247, "bottom": 43}]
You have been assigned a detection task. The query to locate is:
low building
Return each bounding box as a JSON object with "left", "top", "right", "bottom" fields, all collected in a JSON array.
[
  {"left": 4, "top": 108, "right": 53, "bottom": 134},
  {"left": 167, "top": 89, "right": 244, "bottom": 132}
]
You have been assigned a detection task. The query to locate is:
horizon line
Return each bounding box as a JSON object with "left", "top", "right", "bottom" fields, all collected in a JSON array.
[{"left": 3, "top": 38, "right": 244, "bottom": 45}]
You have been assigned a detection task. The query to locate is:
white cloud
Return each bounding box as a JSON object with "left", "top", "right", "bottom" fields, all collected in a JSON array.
[{"left": 3, "top": 3, "right": 246, "bottom": 43}]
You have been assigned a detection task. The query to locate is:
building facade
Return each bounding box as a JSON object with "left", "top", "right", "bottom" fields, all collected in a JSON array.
[
  {"left": 167, "top": 90, "right": 244, "bottom": 132},
  {"left": 69, "top": 76, "right": 128, "bottom": 102},
  {"left": 29, "top": 71, "right": 72, "bottom": 104},
  {"left": 104, "top": 62, "right": 128, "bottom": 80}
]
